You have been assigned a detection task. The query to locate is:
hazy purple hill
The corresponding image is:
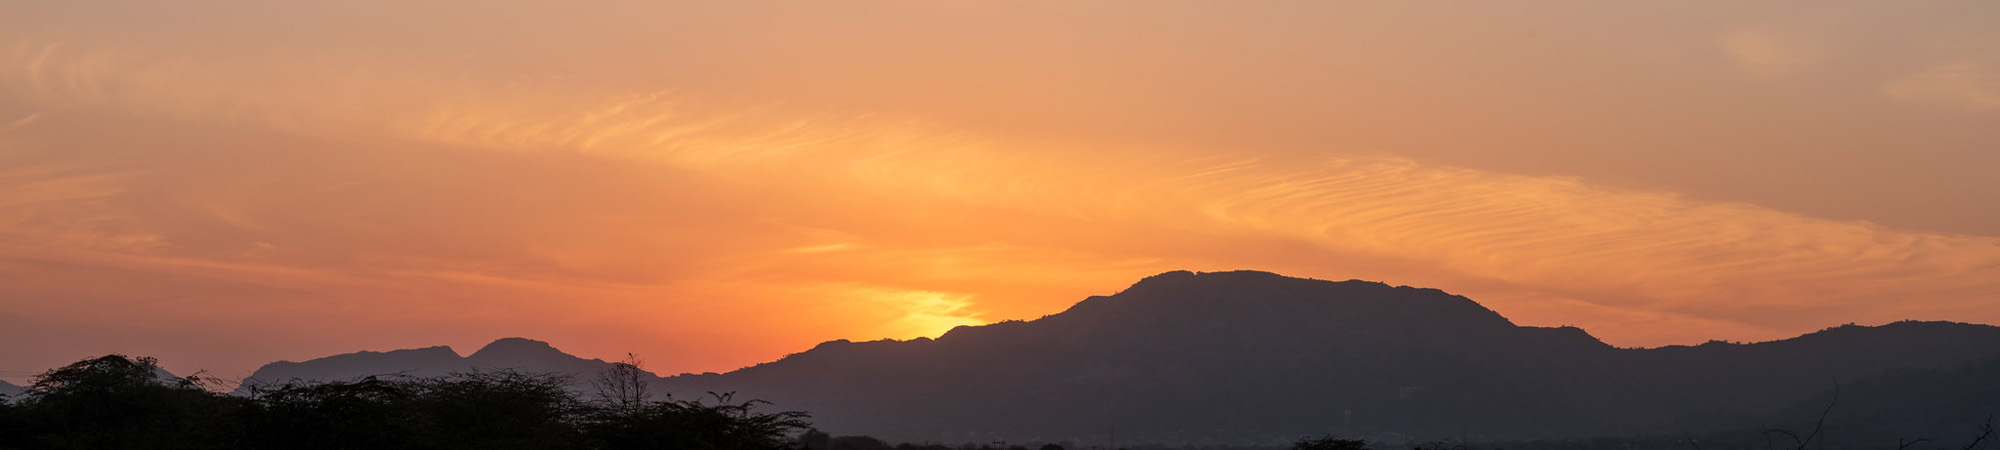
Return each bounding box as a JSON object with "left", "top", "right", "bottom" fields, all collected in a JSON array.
[
  {"left": 233, "top": 338, "right": 646, "bottom": 396},
  {"left": 0, "top": 379, "right": 23, "bottom": 400}
]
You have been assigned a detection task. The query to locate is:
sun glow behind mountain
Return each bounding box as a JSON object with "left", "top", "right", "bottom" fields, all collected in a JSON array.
[{"left": 2, "top": 0, "right": 1999, "bottom": 381}]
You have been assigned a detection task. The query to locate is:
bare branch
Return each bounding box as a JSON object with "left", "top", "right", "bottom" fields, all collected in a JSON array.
[
  {"left": 1963, "top": 415, "right": 1994, "bottom": 450},
  {"left": 1765, "top": 429, "right": 1803, "bottom": 450},
  {"left": 1794, "top": 376, "right": 1839, "bottom": 450},
  {"left": 592, "top": 352, "right": 651, "bottom": 410}
]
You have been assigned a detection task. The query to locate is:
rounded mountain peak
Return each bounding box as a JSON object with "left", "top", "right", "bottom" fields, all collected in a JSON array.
[
  {"left": 1052, "top": 270, "right": 1519, "bottom": 337},
  {"left": 469, "top": 337, "right": 563, "bottom": 359}
]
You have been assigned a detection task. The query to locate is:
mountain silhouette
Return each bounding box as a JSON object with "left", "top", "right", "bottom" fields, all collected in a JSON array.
[
  {"left": 658, "top": 271, "right": 2000, "bottom": 444},
  {"left": 234, "top": 337, "right": 643, "bottom": 396},
  {"left": 0, "top": 379, "right": 22, "bottom": 400},
  {"left": 235, "top": 271, "right": 2000, "bottom": 445}
]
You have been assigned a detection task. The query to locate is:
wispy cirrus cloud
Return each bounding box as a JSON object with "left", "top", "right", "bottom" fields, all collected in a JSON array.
[
  {"left": 11, "top": 38, "right": 2000, "bottom": 348},
  {"left": 1884, "top": 56, "right": 2000, "bottom": 111},
  {"left": 4, "top": 0, "right": 2000, "bottom": 381}
]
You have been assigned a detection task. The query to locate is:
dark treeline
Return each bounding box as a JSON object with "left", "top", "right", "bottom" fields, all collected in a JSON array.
[
  {"left": 0, "top": 354, "right": 807, "bottom": 450},
  {"left": 5, "top": 355, "right": 1996, "bottom": 450}
]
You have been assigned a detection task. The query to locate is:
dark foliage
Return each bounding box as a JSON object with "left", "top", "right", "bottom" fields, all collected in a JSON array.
[
  {"left": 890, "top": 444, "right": 953, "bottom": 450},
  {"left": 246, "top": 371, "right": 589, "bottom": 450},
  {"left": 247, "top": 375, "right": 425, "bottom": 450},
  {"left": 583, "top": 391, "right": 809, "bottom": 450},
  {"left": 0, "top": 354, "right": 809, "bottom": 450},
  {"left": 1, "top": 354, "right": 250, "bottom": 450},
  {"left": 1293, "top": 435, "right": 1369, "bottom": 450}
]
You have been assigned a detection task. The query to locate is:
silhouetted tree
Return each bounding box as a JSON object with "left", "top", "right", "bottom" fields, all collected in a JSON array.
[
  {"left": 593, "top": 353, "right": 652, "bottom": 411},
  {"left": 8, "top": 354, "right": 250, "bottom": 450}
]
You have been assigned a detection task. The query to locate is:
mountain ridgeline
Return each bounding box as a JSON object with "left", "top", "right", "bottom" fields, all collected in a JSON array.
[
  {"left": 240, "top": 271, "right": 2000, "bottom": 446},
  {"left": 235, "top": 337, "right": 645, "bottom": 396}
]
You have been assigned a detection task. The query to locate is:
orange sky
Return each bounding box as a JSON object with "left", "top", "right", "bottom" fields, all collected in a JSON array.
[{"left": 3, "top": 0, "right": 1999, "bottom": 383}]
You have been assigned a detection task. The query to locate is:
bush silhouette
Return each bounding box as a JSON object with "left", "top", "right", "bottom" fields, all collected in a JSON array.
[
  {"left": 409, "top": 371, "right": 587, "bottom": 450},
  {"left": 1293, "top": 435, "right": 1369, "bottom": 450},
  {"left": 4, "top": 354, "right": 251, "bottom": 450},
  {"left": 248, "top": 375, "right": 425, "bottom": 450},
  {"left": 583, "top": 391, "right": 808, "bottom": 450},
  {"left": 250, "top": 371, "right": 589, "bottom": 450}
]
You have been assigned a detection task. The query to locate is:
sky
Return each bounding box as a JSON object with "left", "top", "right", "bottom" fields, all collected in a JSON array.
[{"left": 2, "top": 0, "right": 1999, "bottom": 383}]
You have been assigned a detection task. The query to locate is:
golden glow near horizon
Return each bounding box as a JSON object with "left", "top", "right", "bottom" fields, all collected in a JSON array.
[{"left": 3, "top": 0, "right": 1999, "bottom": 381}]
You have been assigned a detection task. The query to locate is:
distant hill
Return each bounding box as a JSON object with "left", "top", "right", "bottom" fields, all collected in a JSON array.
[
  {"left": 237, "top": 271, "right": 2000, "bottom": 445},
  {"left": 0, "top": 379, "right": 23, "bottom": 400},
  {"left": 233, "top": 337, "right": 642, "bottom": 396}
]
